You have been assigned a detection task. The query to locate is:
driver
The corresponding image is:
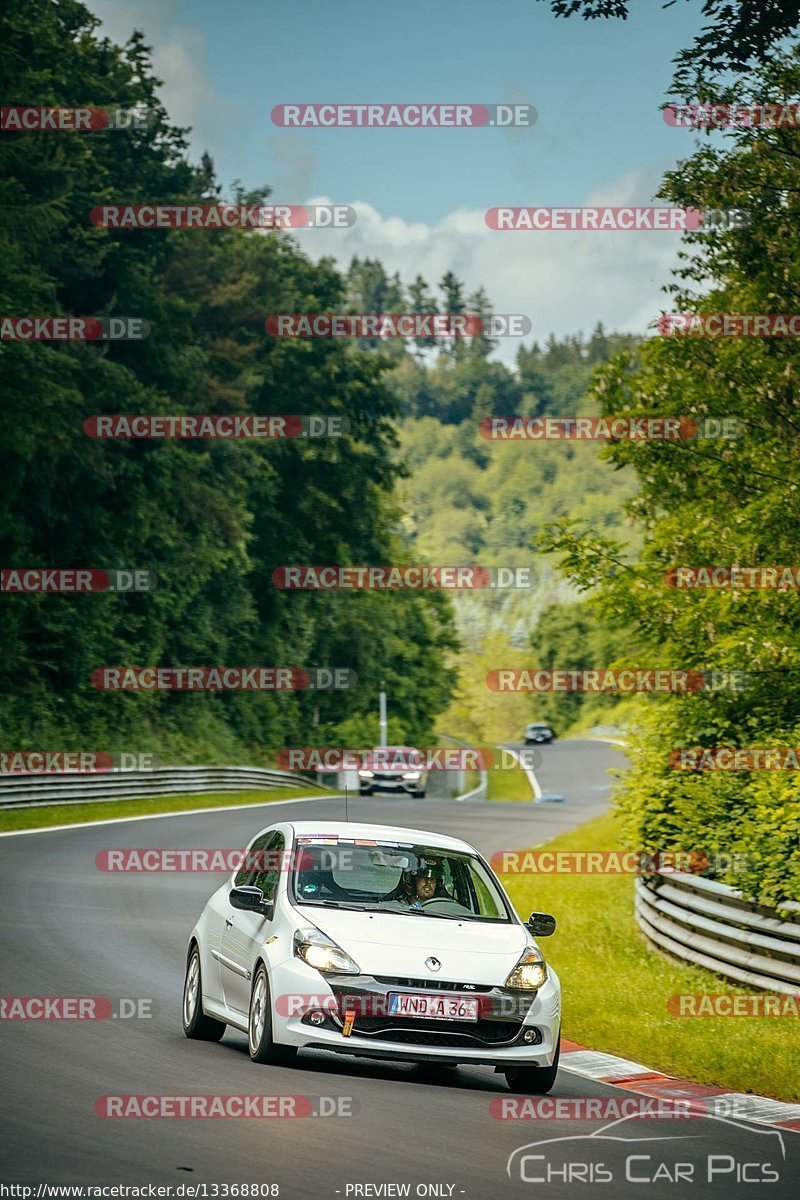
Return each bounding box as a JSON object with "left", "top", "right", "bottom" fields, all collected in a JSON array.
[{"left": 398, "top": 858, "right": 447, "bottom": 908}]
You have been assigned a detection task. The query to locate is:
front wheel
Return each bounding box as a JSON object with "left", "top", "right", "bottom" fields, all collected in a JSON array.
[
  {"left": 182, "top": 946, "right": 226, "bottom": 1041},
  {"left": 248, "top": 964, "right": 298, "bottom": 1065},
  {"left": 505, "top": 1033, "right": 560, "bottom": 1094}
]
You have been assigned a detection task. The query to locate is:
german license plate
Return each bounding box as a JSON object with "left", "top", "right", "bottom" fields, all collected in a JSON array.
[{"left": 387, "top": 993, "right": 479, "bottom": 1021}]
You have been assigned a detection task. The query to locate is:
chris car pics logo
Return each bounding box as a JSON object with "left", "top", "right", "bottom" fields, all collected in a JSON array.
[{"left": 506, "top": 1114, "right": 787, "bottom": 1184}]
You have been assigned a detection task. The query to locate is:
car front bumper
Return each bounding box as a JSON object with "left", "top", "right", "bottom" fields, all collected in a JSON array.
[
  {"left": 270, "top": 959, "right": 561, "bottom": 1068},
  {"left": 358, "top": 777, "right": 425, "bottom": 794}
]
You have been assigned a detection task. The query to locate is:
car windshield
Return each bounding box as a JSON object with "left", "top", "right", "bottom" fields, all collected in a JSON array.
[{"left": 290, "top": 838, "right": 511, "bottom": 922}]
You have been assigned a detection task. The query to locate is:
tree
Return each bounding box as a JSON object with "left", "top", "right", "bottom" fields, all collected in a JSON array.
[
  {"left": 439, "top": 270, "right": 467, "bottom": 358},
  {"left": 539, "top": 48, "right": 800, "bottom": 906},
  {"left": 0, "top": 0, "right": 457, "bottom": 759},
  {"left": 537, "top": 0, "right": 800, "bottom": 91},
  {"left": 407, "top": 273, "right": 441, "bottom": 357},
  {"left": 465, "top": 286, "right": 497, "bottom": 360}
]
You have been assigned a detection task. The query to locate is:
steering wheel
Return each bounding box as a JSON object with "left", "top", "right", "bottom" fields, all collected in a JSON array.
[{"left": 416, "top": 896, "right": 470, "bottom": 913}]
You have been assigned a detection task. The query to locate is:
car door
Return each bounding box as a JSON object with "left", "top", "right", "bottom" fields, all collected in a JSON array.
[
  {"left": 219, "top": 830, "right": 284, "bottom": 1017},
  {"left": 201, "top": 882, "right": 232, "bottom": 1006}
]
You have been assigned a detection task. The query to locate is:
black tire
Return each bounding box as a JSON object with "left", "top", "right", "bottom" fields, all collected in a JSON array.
[
  {"left": 505, "top": 1033, "right": 560, "bottom": 1095},
  {"left": 248, "top": 963, "right": 298, "bottom": 1066},
  {"left": 413, "top": 789, "right": 426, "bottom": 799},
  {"left": 182, "top": 946, "right": 226, "bottom": 1041}
]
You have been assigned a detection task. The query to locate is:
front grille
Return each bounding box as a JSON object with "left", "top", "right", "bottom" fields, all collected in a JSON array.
[
  {"left": 350, "top": 1016, "right": 520, "bottom": 1047},
  {"left": 373, "top": 977, "right": 492, "bottom": 992}
]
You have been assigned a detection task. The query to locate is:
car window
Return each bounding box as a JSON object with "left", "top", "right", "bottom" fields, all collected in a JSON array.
[
  {"left": 291, "top": 839, "right": 511, "bottom": 922},
  {"left": 234, "top": 829, "right": 284, "bottom": 897}
]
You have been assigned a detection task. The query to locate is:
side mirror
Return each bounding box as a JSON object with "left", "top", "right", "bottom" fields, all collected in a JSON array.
[
  {"left": 527, "top": 911, "right": 556, "bottom": 937},
  {"left": 230, "top": 886, "right": 274, "bottom": 919}
]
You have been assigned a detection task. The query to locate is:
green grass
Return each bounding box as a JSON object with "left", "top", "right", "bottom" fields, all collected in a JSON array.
[
  {"left": 0, "top": 785, "right": 331, "bottom": 833},
  {"left": 500, "top": 808, "right": 800, "bottom": 1102},
  {"left": 486, "top": 750, "right": 534, "bottom": 802}
]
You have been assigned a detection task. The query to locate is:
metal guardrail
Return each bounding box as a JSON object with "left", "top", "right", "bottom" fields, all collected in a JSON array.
[
  {"left": 441, "top": 733, "right": 487, "bottom": 802},
  {"left": 0, "top": 765, "right": 318, "bottom": 810},
  {"left": 636, "top": 870, "right": 800, "bottom": 995}
]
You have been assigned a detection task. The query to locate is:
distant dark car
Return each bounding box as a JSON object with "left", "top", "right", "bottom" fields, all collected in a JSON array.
[
  {"left": 358, "top": 746, "right": 427, "bottom": 798},
  {"left": 523, "top": 722, "right": 556, "bottom": 745}
]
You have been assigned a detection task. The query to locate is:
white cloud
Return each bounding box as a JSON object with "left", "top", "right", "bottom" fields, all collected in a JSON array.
[
  {"left": 78, "top": 9, "right": 682, "bottom": 358},
  {"left": 292, "top": 169, "right": 682, "bottom": 362},
  {"left": 87, "top": 0, "right": 231, "bottom": 159}
]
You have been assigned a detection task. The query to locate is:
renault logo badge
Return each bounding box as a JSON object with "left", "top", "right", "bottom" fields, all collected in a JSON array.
[{"left": 425, "top": 956, "right": 441, "bottom": 971}]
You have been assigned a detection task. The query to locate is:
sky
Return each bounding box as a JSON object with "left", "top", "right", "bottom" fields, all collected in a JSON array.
[{"left": 88, "top": 0, "right": 710, "bottom": 362}]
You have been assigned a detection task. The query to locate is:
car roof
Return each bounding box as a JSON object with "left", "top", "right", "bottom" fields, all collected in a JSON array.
[{"left": 286, "top": 819, "right": 476, "bottom": 853}]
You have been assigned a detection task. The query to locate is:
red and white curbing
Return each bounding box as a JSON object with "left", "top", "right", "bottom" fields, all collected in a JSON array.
[{"left": 559, "top": 1038, "right": 800, "bottom": 1132}]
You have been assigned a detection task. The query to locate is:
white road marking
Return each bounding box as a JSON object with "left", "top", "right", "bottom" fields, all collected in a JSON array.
[{"left": 0, "top": 792, "right": 341, "bottom": 838}]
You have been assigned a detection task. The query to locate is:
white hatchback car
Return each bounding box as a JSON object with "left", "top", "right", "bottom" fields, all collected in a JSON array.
[{"left": 183, "top": 820, "right": 561, "bottom": 1093}]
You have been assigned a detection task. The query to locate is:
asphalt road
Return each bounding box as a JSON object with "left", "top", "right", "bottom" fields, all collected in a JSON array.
[{"left": 1, "top": 739, "right": 796, "bottom": 1196}]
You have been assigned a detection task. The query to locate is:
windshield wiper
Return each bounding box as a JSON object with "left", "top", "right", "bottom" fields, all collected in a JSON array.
[
  {"left": 295, "top": 898, "right": 475, "bottom": 918},
  {"left": 412, "top": 910, "right": 467, "bottom": 920}
]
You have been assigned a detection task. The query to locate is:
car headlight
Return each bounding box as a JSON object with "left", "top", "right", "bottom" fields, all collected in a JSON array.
[
  {"left": 293, "top": 925, "right": 361, "bottom": 974},
  {"left": 504, "top": 947, "right": 547, "bottom": 990},
  {"left": 357, "top": 769, "right": 374, "bottom": 778},
  {"left": 402, "top": 771, "right": 420, "bottom": 780}
]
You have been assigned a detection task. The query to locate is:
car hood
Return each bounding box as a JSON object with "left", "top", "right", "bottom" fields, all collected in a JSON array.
[{"left": 299, "top": 908, "right": 529, "bottom": 983}]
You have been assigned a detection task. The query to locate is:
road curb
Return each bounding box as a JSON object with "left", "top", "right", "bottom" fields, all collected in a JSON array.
[{"left": 559, "top": 1037, "right": 800, "bottom": 1132}]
